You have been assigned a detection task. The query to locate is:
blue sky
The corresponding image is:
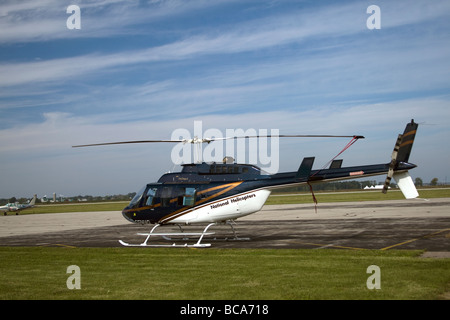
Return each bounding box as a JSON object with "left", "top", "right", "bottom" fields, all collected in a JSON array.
[{"left": 0, "top": 0, "right": 449, "bottom": 198}]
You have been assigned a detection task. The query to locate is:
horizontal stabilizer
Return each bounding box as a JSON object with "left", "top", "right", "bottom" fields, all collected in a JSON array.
[
  {"left": 296, "top": 157, "right": 315, "bottom": 181},
  {"left": 393, "top": 172, "right": 419, "bottom": 199}
]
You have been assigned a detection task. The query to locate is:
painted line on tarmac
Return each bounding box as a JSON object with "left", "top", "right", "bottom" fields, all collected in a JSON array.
[{"left": 380, "top": 228, "right": 450, "bottom": 251}]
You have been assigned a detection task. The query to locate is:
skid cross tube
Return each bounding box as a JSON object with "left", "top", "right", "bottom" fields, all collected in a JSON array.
[{"left": 118, "top": 220, "right": 251, "bottom": 247}]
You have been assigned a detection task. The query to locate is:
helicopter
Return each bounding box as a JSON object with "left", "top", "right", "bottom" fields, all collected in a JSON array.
[{"left": 73, "top": 120, "right": 419, "bottom": 247}]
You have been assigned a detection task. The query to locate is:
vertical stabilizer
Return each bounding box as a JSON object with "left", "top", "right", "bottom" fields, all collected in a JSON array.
[
  {"left": 29, "top": 194, "right": 37, "bottom": 206},
  {"left": 393, "top": 172, "right": 419, "bottom": 199},
  {"left": 397, "top": 119, "right": 418, "bottom": 163}
]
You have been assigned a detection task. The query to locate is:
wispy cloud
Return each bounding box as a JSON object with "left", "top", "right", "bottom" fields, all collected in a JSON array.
[
  {"left": 1, "top": 96, "right": 449, "bottom": 163},
  {"left": 1, "top": 0, "right": 447, "bottom": 84},
  {"left": 0, "top": 0, "right": 238, "bottom": 43}
]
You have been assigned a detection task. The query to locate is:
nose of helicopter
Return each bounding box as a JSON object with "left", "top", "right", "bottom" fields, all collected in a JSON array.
[{"left": 122, "top": 209, "right": 136, "bottom": 223}]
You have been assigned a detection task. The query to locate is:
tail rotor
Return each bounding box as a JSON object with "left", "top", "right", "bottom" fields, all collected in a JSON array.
[
  {"left": 382, "top": 120, "right": 419, "bottom": 199},
  {"left": 382, "top": 134, "right": 402, "bottom": 194}
]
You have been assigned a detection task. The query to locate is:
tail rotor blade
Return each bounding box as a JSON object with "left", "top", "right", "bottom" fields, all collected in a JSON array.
[{"left": 382, "top": 134, "right": 403, "bottom": 194}]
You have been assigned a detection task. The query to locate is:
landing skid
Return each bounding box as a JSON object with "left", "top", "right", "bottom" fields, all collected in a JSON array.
[
  {"left": 119, "top": 221, "right": 250, "bottom": 247},
  {"left": 118, "top": 240, "right": 212, "bottom": 248}
]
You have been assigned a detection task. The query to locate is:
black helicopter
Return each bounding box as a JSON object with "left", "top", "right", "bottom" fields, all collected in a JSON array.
[{"left": 73, "top": 120, "right": 418, "bottom": 247}]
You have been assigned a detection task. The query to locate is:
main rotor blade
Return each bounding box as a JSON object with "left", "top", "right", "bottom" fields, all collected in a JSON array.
[
  {"left": 209, "top": 134, "right": 364, "bottom": 141},
  {"left": 72, "top": 140, "right": 182, "bottom": 148},
  {"left": 73, "top": 134, "right": 364, "bottom": 148}
]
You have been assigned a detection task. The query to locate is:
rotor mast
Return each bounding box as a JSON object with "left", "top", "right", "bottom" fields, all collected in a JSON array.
[{"left": 183, "top": 136, "right": 209, "bottom": 164}]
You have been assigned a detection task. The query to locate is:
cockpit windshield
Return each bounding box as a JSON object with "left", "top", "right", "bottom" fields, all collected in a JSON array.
[
  {"left": 127, "top": 184, "right": 198, "bottom": 209},
  {"left": 128, "top": 186, "right": 146, "bottom": 208}
]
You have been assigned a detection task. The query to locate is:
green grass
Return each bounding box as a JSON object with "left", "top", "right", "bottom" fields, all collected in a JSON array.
[
  {"left": 2, "top": 190, "right": 448, "bottom": 300},
  {"left": 0, "top": 247, "right": 448, "bottom": 300}
]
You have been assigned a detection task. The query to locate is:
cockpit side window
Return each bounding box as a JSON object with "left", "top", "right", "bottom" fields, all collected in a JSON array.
[
  {"left": 160, "top": 187, "right": 172, "bottom": 207},
  {"left": 145, "top": 187, "right": 157, "bottom": 206},
  {"left": 183, "top": 187, "right": 196, "bottom": 207}
]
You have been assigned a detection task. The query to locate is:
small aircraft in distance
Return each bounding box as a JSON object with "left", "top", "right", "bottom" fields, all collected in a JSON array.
[
  {"left": 1, "top": 195, "right": 37, "bottom": 215},
  {"left": 73, "top": 120, "right": 419, "bottom": 247}
]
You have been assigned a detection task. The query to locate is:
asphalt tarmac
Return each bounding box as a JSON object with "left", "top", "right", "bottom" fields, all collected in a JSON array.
[{"left": 1, "top": 198, "right": 449, "bottom": 254}]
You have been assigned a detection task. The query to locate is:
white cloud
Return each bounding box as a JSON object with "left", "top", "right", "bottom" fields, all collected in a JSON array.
[
  {"left": 1, "top": 0, "right": 448, "bottom": 92},
  {"left": 0, "top": 0, "right": 238, "bottom": 43},
  {"left": 1, "top": 0, "right": 448, "bottom": 45}
]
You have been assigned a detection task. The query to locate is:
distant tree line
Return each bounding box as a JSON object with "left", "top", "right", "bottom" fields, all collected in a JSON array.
[
  {"left": 68, "top": 193, "right": 136, "bottom": 203},
  {"left": 0, "top": 193, "right": 136, "bottom": 205},
  {"left": 414, "top": 177, "right": 441, "bottom": 187},
  {"left": 272, "top": 180, "right": 380, "bottom": 193},
  {"left": 272, "top": 177, "right": 445, "bottom": 193}
]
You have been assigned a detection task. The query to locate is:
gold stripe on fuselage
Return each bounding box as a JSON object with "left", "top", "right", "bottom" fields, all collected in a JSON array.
[{"left": 159, "top": 181, "right": 243, "bottom": 223}]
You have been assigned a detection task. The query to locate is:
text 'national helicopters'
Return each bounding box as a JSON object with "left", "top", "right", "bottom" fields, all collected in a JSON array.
[
  {"left": 73, "top": 120, "right": 419, "bottom": 247},
  {"left": 0, "top": 195, "right": 37, "bottom": 215}
]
